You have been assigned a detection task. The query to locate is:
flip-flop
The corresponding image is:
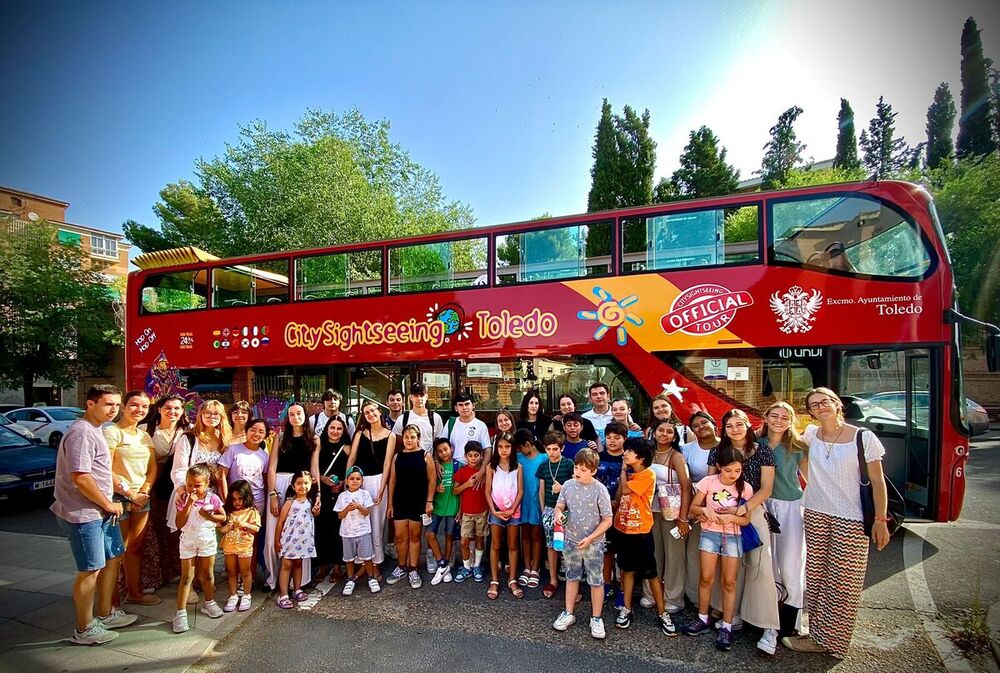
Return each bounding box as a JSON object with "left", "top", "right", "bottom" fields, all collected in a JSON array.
[
  {"left": 124, "top": 594, "right": 162, "bottom": 605},
  {"left": 487, "top": 581, "right": 499, "bottom": 600},
  {"left": 276, "top": 596, "right": 294, "bottom": 609},
  {"left": 508, "top": 579, "right": 524, "bottom": 599},
  {"left": 542, "top": 582, "right": 556, "bottom": 599},
  {"left": 527, "top": 570, "right": 540, "bottom": 588}
]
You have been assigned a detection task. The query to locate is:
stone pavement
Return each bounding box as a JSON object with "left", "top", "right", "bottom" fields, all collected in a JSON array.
[{"left": 0, "top": 530, "right": 262, "bottom": 673}]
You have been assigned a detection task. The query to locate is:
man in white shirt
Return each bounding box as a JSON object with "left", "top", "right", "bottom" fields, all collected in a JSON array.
[
  {"left": 312, "top": 389, "right": 356, "bottom": 438},
  {"left": 391, "top": 382, "right": 445, "bottom": 453},
  {"left": 444, "top": 394, "right": 492, "bottom": 463},
  {"left": 581, "top": 382, "right": 613, "bottom": 450}
]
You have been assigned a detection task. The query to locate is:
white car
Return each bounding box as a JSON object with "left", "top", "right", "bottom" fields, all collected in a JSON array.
[
  {"left": 0, "top": 413, "right": 35, "bottom": 441},
  {"left": 6, "top": 406, "right": 84, "bottom": 447}
]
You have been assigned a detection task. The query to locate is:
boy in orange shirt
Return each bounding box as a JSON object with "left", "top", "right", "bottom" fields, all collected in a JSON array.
[{"left": 611, "top": 437, "right": 676, "bottom": 636}]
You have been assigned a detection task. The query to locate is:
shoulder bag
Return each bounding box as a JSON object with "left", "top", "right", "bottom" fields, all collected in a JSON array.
[{"left": 857, "top": 429, "right": 905, "bottom": 537}]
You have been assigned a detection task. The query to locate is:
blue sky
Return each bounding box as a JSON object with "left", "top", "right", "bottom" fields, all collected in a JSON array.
[{"left": 2, "top": 1, "right": 998, "bottom": 250}]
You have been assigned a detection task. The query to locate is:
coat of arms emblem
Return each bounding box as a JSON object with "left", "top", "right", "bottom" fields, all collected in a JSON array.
[{"left": 769, "top": 285, "right": 823, "bottom": 334}]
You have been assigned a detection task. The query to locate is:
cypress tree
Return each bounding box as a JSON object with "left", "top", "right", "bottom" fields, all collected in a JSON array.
[
  {"left": 587, "top": 99, "right": 619, "bottom": 212},
  {"left": 957, "top": 17, "right": 996, "bottom": 158},
  {"left": 926, "top": 83, "right": 956, "bottom": 169},
  {"left": 758, "top": 106, "right": 806, "bottom": 190},
  {"left": 861, "top": 96, "right": 911, "bottom": 179},
  {"left": 669, "top": 126, "right": 740, "bottom": 199},
  {"left": 833, "top": 98, "right": 860, "bottom": 171}
]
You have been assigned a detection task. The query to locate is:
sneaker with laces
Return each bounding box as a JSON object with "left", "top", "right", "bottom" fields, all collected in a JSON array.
[
  {"left": 659, "top": 612, "right": 678, "bottom": 637},
  {"left": 590, "top": 616, "right": 606, "bottom": 640},
  {"left": 172, "top": 610, "right": 189, "bottom": 634},
  {"left": 615, "top": 607, "right": 633, "bottom": 629},
  {"left": 431, "top": 563, "right": 449, "bottom": 586},
  {"left": 442, "top": 567, "right": 453, "bottom": 583},
  {"left": 200, "top": 600, "right": 224, "bottom": 618},
  {"left": 238, "top": 595, "right": 252, "bottom": 611},
  {"left": 71, "top": 619, "right": 118, "bottom": 645},
  {"left": 639, "top": 596, "right": 655, "bottom": 609},
  {"left": 386, "top": 566, "right": 407, "bottom": 585},
  {"left": 408, "top": 570, "right": 423, "bottom": 589},
  {"left": 454, "top": 566, "right": 471, "bottom": 583},
  {"left": 368, "top": 578, "right": 381, "bottom": 593},
  {"left": 714, "top": 615, "right": 743, "bottom": 631},
  {"left": 552, "top": 611, "right": 576, "bottom": 631},
  {"left": 223, "top": 595, "right": 239, "bottom": 612},
  {"left": 472, "top": 566, "right": 484, "bottom": 583},
  {"left": 96, "top": 607, "right": 138, "bottom": 630},
  {"left": 757, "top": 628, "right": 778, "bottom": 655},
  {"left": 715, "top": 626, "right": 734, "bottom": 651},
  {"left": 683, "top": 618, "right": 712, "bottom": 636},
  {"left": 342, "top": 579, "right": 356, "bottom": 596},
  {"left": 426, "top": 549, "right": 437, "bottom": 573}
]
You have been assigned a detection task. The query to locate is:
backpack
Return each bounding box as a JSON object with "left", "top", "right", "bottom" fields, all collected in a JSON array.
[{"left": 400, "top": 410, "right": 443, "bottom": 436}]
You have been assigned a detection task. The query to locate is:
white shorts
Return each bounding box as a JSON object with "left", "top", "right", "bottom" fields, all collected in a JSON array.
[{"left": 179, "top": 534, "right": 218, "bottom": 559}]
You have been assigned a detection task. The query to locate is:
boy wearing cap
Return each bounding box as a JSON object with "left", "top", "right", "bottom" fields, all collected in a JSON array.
[{"left": 334, "top": 466, "right": 380, "bottom": 595}]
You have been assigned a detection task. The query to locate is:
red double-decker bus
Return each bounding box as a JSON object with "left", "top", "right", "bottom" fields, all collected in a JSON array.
[{"left": 126, "top": 180, "right": 998, "bottom": 522}]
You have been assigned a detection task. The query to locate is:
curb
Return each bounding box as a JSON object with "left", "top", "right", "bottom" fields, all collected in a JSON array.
[{"left": 988, "top": 601, "right": 1000, "bottom": 666}]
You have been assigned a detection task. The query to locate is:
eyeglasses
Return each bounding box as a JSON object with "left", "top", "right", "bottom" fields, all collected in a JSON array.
[
  {"left": 807, "top": 399, "right": 835, "bottom": 410},
  {"left": 201, "top": 411, "right": 222, "bottom": 418}
]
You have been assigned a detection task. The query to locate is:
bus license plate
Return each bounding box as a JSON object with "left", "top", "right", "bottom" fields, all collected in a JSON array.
[{"left": 31, "top": 479, "right": 55, "bottom": 490}]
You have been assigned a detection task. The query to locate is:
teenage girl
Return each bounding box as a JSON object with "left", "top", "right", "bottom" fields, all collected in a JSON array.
[
  {"left": 385, "top": 424, "right": 435, "bottom": 589},
  {"left": 221, "top": 480, "right": 260, "bottom": 612},
  {"left": 274, "top": 471, "right": 318, "bottom": 608},
  {"left": 513, "top": 429, "right": 545, "bottom": 588},
  {"left": 315, "top": 417, "right": 352, "bottom": 583},
  {"left": 348, "top": 400, "right": 396, "bottom": 573},
  {"left": 145, "top": 394, "right": 189, "bottom": 590},
  {"left": 645, "top": 393, "right": 689, "bottom": 444},
  {"left": 228, "top": 401, "right": 251, "bottom": 446},
  {"left": 548, "top": 393, "right": 599, "bottom": 446},
  {"left": 494, "top": 408, "right": 515, "bottom": 439},
  {"left": 610, "top": 398, "right": 643, "bottom": 436},
  {"left": 684, "top": 446, "right": 752, "bottom": 652},
  {"left": 485, "top": 432, "right": 524, "bottom": 600},
  {"left": 517, "top": 391, "right": 550, "bottom": 441}
]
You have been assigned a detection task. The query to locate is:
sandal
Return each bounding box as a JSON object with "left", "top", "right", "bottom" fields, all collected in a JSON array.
[
  {"left": 542, "top": 582, "right": 556, "bottom": 599},
  {"left": 527, "top": 570, "right": 540, "bottom": 588},
  {"left": 487, "top": 581, "right": 500, "bottom": 600},
  {"left": 276, "top": 596, "right": 294, "bottom": 609},
  {"left": 292, "top": 589, "right": 309, "bottom": 602},
  {"left": 508, "top": 579, "right": 524, "bottom": 599},
  {"left": 517, "top": 570, "right": 530, "bottom": 587}
]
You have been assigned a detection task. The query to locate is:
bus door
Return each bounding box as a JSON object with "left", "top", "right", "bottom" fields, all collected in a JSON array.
[
  {"left": 345, "top": 365, "right": 407, "bottom": 419},
  {"left": 414, "top": 363, "right": 458, "bottom": 419},
  {"left": 834, "top": 347, "right": 936, "bottom": 518}
]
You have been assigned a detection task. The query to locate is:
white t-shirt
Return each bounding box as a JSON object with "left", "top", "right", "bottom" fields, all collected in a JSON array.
[
  {"left": 681, "top": 440, "right": 714, "bottom": 483},
  {"left": 801, "top": 425, "right": 885, "bottom": 521},
  {"left": 312, "top": 411, "right": 356, "bottom": 439},
  {"left": 392, "top": 410, "right": 445, "bottom": 453},
  {"left": 582, "top": 408, "right": 613, "bottom": 449},
  {"left": 334, "top": 488, "right": 374, "bottom": 538},
  {"left": 446, "top": 417, "right": 492, "bottom": 463}
]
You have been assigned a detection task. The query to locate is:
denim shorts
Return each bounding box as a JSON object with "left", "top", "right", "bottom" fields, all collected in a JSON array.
[
  {"left": 425, "top": 513, "right": 457, "bottom": 536},
  {"left": 562, "top": 540, "right": 605, "bottom": 586},
  {"left": 698, "top": 529, "right": 743, "bottom": 558},
  {"left": 114, "top": 493, "right": 151, "bottom": 520},
  {"left": 542, "top": 507, "right": 556, "bottom": 548},
  {"left": 61, "top": 516, "right": 125, "bottom": 572},
  {"left": 488, "top": 513, "right": 521, "bottom": 527}
]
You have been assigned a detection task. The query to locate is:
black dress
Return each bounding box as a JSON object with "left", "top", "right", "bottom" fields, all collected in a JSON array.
[
  {"left": 516, "top": 414, "right": 551, "bottom": 441},
  {"left": 315, "top": 439, "right": 351, "bottom": 566}
]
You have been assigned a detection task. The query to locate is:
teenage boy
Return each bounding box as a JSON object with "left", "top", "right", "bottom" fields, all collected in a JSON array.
[
  {"left": 611, "top": 437, "right": 676, "bottom": 637},
  {"left": 582, "top": 382, "right": 613, "bottom": 449},
  {"left": 536, "top": 431, "right": 574, "bottom": 598},
  {"left": 383, "top": 388, "right": 404, "bottom": 430},
  {"left": 444, "top": 394, "right": 491, "bottom": 464},
  {"left": 426, "top": 438, "right": 460, "bottom": 585},
  {"left": 453, "top": 441, "right": 488, "bottom": 582},
  {"left": 597, "top": 421, "right": 628, "bottom": 599},
  {"left": 551, "top": 449, "right": 613, "bottom": 639},
  {"left": 392, "top": 382, "right": 445, "bottom": 453},
  {"left": 312, "top": 389, "right": 356, "bottom": 437},
  {"left": 51, "top": 385, "right": 138, "bottom": 645},
  {"left": 560, "top": 412, "right": 590, "bottom": 460}
]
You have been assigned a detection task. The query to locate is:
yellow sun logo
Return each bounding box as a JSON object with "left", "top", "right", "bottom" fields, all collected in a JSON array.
[{"left": 577, "top": 286, "right": 644, "bottom": 346}]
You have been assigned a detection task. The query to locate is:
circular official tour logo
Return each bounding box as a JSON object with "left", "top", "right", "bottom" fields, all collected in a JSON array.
[{"left": 661, "top": 284, "right": 754, "bottom": 336}]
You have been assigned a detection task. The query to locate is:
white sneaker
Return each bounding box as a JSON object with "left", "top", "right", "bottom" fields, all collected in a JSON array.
[
  {"left": 368, "top": 578, "right": 381, "bottom": 593},
  {"left": 96, "top": 607, "right": 138, "bottom": 629},
  {"left": 409, "top": 570, "right": 423, "bottom": 589},
  {"left": 714, "top": 615, "right": 743, "bottom": 631},
  {"left": 757, "top": 628, "right": 778, "bottom": 655},
  {"left": 342, "top": 579, "right": 356, "bottom": 596},
  {"left": 223, "top": 595, "right": 239, "bottom": 613},
  {"left": 200, "top": 600, "right": 224, "bottom": 618},
  {"left": 431, "top": 564, "right": 449, "bottom": 586},
  {"left": 553, "top": 611, "right": 576, "bottom": 631},
  {"left": 238, "top": 595, "right": 252, "bottom": 611},
  {"left": 639, "top": 596, "right": 655, "bottom": 609},
  {"left": 172, "top": 610, "right": 189, "bottom": 634},
  {"left": 426, "top": 549, "right": 436, "bottom": 573},
  {"left": 442, "top": 567, "right": 453, "bottom": 583},
  {"left": 590, "top": 616, "right": 607, "bottom": 640},
  {"left": 71, "top": 619, "right": 118, "bottom": 645}
]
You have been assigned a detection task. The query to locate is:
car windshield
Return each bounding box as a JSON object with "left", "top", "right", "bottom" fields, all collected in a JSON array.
[
  {"left": 0, "top": 426, "right": 32, "bottom": 449},
  {"left": 0, "top": 414, "right": 10, "bottom": 426},
  {"left": 48, "top": 408, "right": 83, "bottom": 421}
]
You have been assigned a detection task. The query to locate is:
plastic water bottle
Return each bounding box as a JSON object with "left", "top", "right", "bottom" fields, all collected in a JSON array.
[{"left": 553, "top": 519, "right": 565, "bottom": 552}]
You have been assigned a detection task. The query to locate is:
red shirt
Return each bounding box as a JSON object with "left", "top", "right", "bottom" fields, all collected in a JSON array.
[{"left": 455, "top": 465, "right": 488, "bottom": 515}]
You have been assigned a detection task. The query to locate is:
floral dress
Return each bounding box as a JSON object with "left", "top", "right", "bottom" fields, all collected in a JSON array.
[{"left": 278, "top": 498, "right": 316, "bottom": 560}]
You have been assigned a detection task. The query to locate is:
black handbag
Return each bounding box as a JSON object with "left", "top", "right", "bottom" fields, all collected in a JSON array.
[
  {"left": 763, "top": 510, "right": 781, "bottom": 535},
  {"left": 856, "top": 429, "right": 905, "bottom": 537}
]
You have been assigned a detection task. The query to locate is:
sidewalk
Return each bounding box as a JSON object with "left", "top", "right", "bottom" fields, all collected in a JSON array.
[{"left": 0, "top": 530, "right": 261, "bottom": 673}]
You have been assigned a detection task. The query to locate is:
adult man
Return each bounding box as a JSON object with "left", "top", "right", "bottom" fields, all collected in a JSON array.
[
  {"left": 582, "top": 382, "right": 613, "bottom": 449},
  {"left": 312, "top": 389, "right": 356, "bottom": 437},
  {"left": 391, "top": 382, "right": 445, "bottom": 453},
  {"left": 51, "top": 385, "right": 138, "bottom": 645},
  {"left": 444, "top": 394, "right": 492, "bottom": 464},
  {"left": 383, "top": 388, "right": 404, "bottom": 430}
]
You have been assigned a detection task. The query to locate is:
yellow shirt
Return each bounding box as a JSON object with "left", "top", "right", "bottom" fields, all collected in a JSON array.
[{"left": 103, "top": 425, "right": 154, "bottom": 492}]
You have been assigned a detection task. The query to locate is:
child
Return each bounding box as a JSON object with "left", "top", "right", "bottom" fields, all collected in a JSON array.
[
  {"left": 597, "top": 421, "right": 628, "bottom": 600},
  {"left": 611, "top": 399, "right": 644, "bottom": 438},
  {"left": 453, "top": 441, "right": 488, "bottom": 583},
  {"left": 221, "top": 480, "right": 261, "bottom": 613},
  {"left": 334, "top": 466, "right": 380, "bottom": 595},
  {"left": 560, "top": 413, "right": 590, "bottom": 459},
  {"left": 536, "top": 430, "right": 574, "bottom": 599},
  {"left": 386, "top": 425, "right": 436, "bottom": 589},
  {"left": 173, "top": 464, "right": 227, "bottom": 633},
  {"left": 551, "top": 449, "right": 613, "bottom": 639},
  {"left": 426, "top": 437, "right": 460, "bottom": 585},
  {"left": 611, "top": 438, "right": 676, "bottom": 637},
  {"left": 514, "top": 429, "right": 546, "bottom": 589},
  {"left": 485, "top": 432, "right": 523, "bottom": 600},
  {"left": 274, "top": 471, "right": 318, "bottom": 608},
  {"left": 683, "top": 445, "right": 752, "bottom": 652}
]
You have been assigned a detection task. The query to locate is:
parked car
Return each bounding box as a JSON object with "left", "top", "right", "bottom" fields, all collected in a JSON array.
[
  {"left": 5, "top": 406, "right": 84, "bottom": 447},
  {"left": 967, "top": 398, "right": 991, "bottom": 437},
  {"left": 862, "top": 391, "right": 991, "bottom": 437},
  {"left": 0, "top": 425, "right": 57, "bottom": 497},
  {"left": 0, "top": 404, "right": 21, "bottom": 415},
  {"left": 0, "top": 412, "right": 35, "bottom": 441}
]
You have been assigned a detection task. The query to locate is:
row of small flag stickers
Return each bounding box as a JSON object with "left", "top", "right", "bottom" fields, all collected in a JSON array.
[{"left": 212, "top": 325, "right": 271, "bottom": 349}]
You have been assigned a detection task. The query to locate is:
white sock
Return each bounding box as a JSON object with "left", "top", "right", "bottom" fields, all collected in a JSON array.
[
  {"left": 722, "top": 621, "right": 732, "bottom": 630},
  {"left": 464, "top": 558, "right": 473, "bottom": 569},
  {"left": 698, "top": 613, "right": 709, "bottom": 624},
  {"left": 474, "top": 549, "right": 484, "bottom": 566}
]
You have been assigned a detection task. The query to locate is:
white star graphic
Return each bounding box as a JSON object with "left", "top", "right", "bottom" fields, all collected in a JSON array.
[{"left": 661, "top": 378, "right": 687, "bottom": 402}]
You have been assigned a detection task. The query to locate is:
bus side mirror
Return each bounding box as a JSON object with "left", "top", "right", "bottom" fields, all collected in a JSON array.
[{"left": 988, "top": 334, "right": 999, "bottom": 373}]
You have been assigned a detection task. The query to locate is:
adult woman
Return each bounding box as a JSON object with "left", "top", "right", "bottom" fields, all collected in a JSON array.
[
  {"left": 265, "top": 403, "right": 319, "bottom": 590},
  {"left": 783, "top": 388, "right": 890, "bottom": 657},
  {"left": 758, "top": 402, "right": 809, "bottom": 641},
  {"left": 347, "top": 399, "right": 396, "bottom": 571},
  {"left": 681, "top": 410, "right": 719, "bottom": 605},
  {"left": 219, "top": 418, "right": 270, "bottom": 516},
  {"left": 104, "top": 391, "right": 160, "bottom": 605},
  {"left": 645, "top": 394, "right": 689, "bottom": 444},
  {"left": 707, "top": 409, "right": 780, "bottom": 655},
  {"left": 169, "top": 399, "right": 231, "bottom": 525},
  {"left": 549, "top": 393, "right": 598, "bottom": 444},
  {"left": 143, "top": 395, "right": 189, "bottom": 590},
  {"left": 516, "top": 391, "right": 550, "bottom": 441},
  {"left": 315, "top": 417, "right": 352, "bottom": 583},
  {"left": 228, "top": 401, "right": 251, "bottom": 446}
]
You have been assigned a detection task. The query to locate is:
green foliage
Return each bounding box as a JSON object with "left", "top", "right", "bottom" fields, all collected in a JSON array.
[
  {"left": 0, "top": 222, "right": 115, "bottom": 405},
  {"left": 783, "top": 166, "right": 867, "bottom": 188},
  {"left": 587, "top": 100, "right": 620, "bottom": 213},
  {"left": 957, "top": 17, "right": 996, "bottom": 159},
  {"left": 653, "top": 178, "right": 678, "bottom": 203},
  {"left": 723, "top": 206, "right": 760, "bottom": 245},
  {"left": 758, "top": 106, "right": 806, "bottom": 190},
  {"left": 124, "top": 109, "right": 473, "bottom": 257},
  {"left": 833, "top": 99, "right": 861, "bottom": 171},
  {"left": 666, "top": 126, "right": 740, "bottom": 200},
  {"left": 860, "top": 97, "right": 914, "bottom": 179},
  {"left": 926, "top": 83, "right": 957, "bottom": 169}
]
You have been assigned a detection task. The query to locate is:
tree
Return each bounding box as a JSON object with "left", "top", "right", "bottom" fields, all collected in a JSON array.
[
  {"left": 925, "top": 83, "right": 956, "bottom": 169},
  {"left": 989, "top": 62, "right": 1000, "bottom": 148},
  {"left": 758, "top": 106, "right": 806, "bottom": 190},
  {"left": 956, "top": 17, "right": 996, "bottom": 158},
  {"left": 860, "top": 97, "right": 913, "bottom": 179},
  {"left": 666, "top": 126, "right": 740, "bottom": 200},
  {"left": 0, "top": 222, "right": 115, "bottom": 406},
  {"left": 833, "top": 99, "right": 860, "bottom": 171},
  {"left": 124, "top": 108, "right": 473, "bottom": 257},
  {"left": 587, "top": 99, "right": 619, "bottom": 212}
]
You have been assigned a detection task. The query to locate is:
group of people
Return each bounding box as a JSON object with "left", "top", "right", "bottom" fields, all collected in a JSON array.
[{"left": 51, "top": 381, "right": 892, "bottom": 660}]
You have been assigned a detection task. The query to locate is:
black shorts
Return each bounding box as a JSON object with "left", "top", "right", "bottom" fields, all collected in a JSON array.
[
  {"left": 610, "top": 528, "right": 656, "bottom": 579},
  {"left": 393, "top": 509, "right": 424, "bottom": 523}
]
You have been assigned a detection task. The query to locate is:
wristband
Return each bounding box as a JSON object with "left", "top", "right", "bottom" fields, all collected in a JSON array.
[{"left": 874, "top": 515, "right": 891, "bottom": 522}]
